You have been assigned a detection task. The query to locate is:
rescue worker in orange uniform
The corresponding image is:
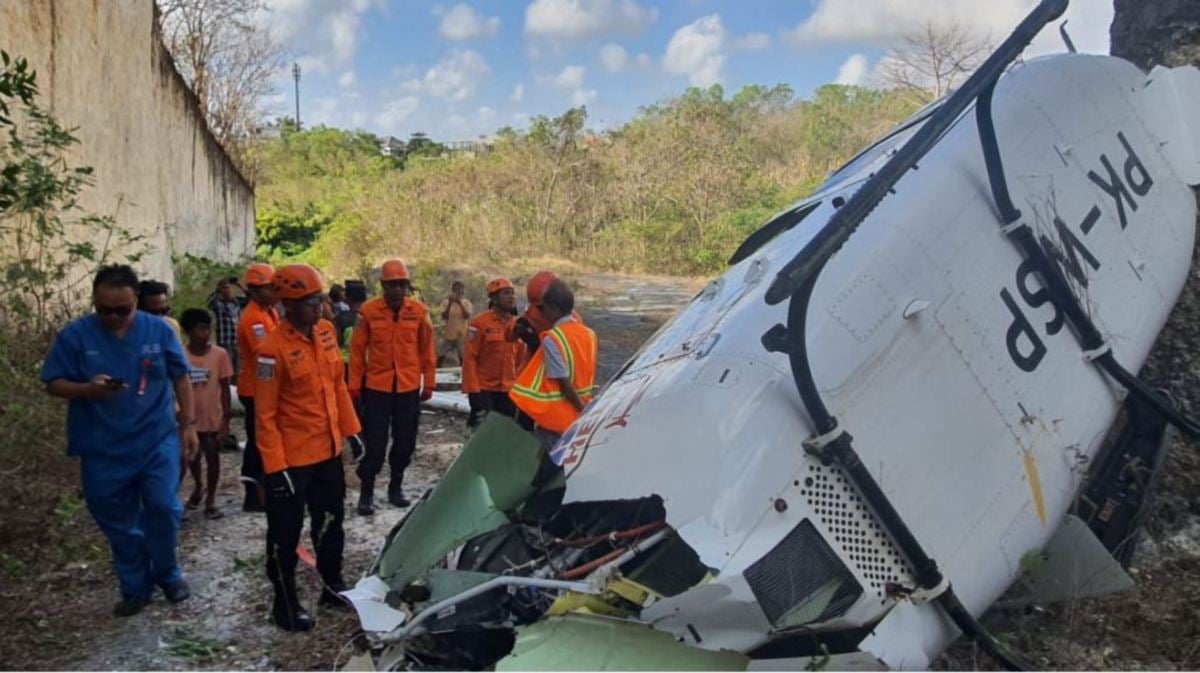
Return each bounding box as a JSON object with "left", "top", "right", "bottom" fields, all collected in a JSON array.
[
  {"left": 510, "top": 279, "right": 598, "bottom": 452},
  {"left": 348, "top": 259, "right": 436, "bottom": 515},
  {"left": 235, "top": 263, "right": 278, "bottom": 512},
  {"left": 255, "top": 264, "right": 361, "bottom": 632},
  {"left": 462, "top": 277, "right": 522, "bottom": 428}
]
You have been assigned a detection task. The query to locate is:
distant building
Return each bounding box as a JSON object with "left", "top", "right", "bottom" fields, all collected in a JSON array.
[
  {"left": 443, "top": 138, "right": 495, "bottom": 157},
  {"left": 379, "top": 136, "right": 407, "bottom": 157}
]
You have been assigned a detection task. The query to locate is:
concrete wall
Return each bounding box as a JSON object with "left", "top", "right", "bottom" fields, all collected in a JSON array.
[{"left": 0, "top": 0, "right": 255, "bottom": 284}]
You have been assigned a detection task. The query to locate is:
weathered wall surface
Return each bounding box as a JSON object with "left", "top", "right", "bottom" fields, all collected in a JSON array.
[{"left": 0, "top": 0, "right": 254, "bottom": 284}]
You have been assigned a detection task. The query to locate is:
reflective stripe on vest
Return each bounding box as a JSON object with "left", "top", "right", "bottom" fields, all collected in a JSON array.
[{"left": 510, "top": 322, "right": 597, "bottom": 432}]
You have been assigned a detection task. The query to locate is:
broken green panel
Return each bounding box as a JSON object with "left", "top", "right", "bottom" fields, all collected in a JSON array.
[
  {"left": 497, "top": 614, "right": 750, "bottom": 672},
  {"left": 377, "top": 414, "right": 544, "bottom": 590}
]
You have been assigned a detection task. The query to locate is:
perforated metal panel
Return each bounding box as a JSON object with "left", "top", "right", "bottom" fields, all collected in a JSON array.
[
  {"left": 800, "top": 462, "right": 915, "bottom": 599},
  {"left": 743, "top": 519, "right": 862, "bottom": 628}
]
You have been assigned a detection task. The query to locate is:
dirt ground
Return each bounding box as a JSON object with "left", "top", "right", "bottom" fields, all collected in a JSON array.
[{"left": 0, "top": 273, "right": 700, "bottom": 671}]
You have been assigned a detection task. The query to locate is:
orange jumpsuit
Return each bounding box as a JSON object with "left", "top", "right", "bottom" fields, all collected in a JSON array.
[
  {"left": 463, "top": 310, "right": 523, "bottom": 426},
  {"left": 349, "top": 297, "right": 436, "bottom": 394},
  {"left": 254, "top": 319, "right": 361, "bottom": 475},
  {"left": 235, "top": 300, "right": 279, "bottom": 497},
  {"left": 254, "top": 318, "right": 360, "bottom": 604},
  {"left": 347, "top": 296, "right": 435, "bottom": 492}
]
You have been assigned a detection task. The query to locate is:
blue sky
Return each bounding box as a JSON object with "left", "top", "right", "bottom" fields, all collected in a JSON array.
[{"left": 260, "top": 0, "right": 1113, "bottom": 141}]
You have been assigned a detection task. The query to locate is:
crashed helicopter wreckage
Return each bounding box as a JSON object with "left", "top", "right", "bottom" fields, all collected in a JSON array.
[{"left": 340, "top": 0, "right": 1200, "bottom": 669}]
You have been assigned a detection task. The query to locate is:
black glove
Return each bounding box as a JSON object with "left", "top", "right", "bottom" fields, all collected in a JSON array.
[
  {"left": 466, "top": 393, "right": 485, "bottom": 429},
  {"left": 514, "top": 317, "right": 539, "bottom": 350},
  {"left": 265, "top": 470, "right": 295, "bottom": 501}
]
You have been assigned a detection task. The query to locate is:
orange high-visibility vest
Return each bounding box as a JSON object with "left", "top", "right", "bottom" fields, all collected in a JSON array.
[{"left": 509, "top": 320, "right": 598, "bottom": 434}]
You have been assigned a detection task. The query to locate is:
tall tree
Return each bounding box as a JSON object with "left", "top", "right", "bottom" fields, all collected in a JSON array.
[
  {"left": 877, "top": 22, "right": 992, "bottom": 104},
  {"left": 156, "top": 0, "right": 285, "bottom": 177}
]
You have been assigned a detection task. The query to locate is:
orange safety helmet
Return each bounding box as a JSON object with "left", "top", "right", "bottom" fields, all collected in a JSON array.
[
  {"left": 486, "top": 276, "right": 514, "bottom": 295},
  {"left": 243, "top": 263, "right": 275, "bottom": 287},
  {"left": 271, "top": 264, "right": 325, "bottom": 300},
  {"left": 526, "top": 270, "right": 557, "bottom": 304},
  {"left": 380, "top": 258, "right": 410, "bottom": 282}
]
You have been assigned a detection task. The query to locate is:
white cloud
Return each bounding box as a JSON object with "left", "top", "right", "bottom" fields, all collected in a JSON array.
[
  {"left": 732, "top": 32, "right": 771, "bottom": 51},
  {"left": 525, "top": 0, "right": 658, "bottom": 40},
  {"left": 784, "top": 0, "right": 1111, "bottom": 55},
  {"left": 664, "top": 14, "right": 726, "bottom": 87},
  {"left": 348, "top": 111, "right": 368, "bottom": 128},
  {"left": 446, "top": 114, "right": 470, "bottom": 136},
  {"left": 1027, "top": 2, "right": 1113, "bottom": 56},
  {"left": 260, "top": 0, "right": 379, "bottom": 72},
  {"left": 404, "top": 49, "right": 491, "bottom": 101},
  {"left": 785, "top": 0, "right": 1020, "bottom": 45},
  {"left": 599, "top": 43, "right": 629, "bottom": 72},
  {"left": 572, "top": 89, "right": 598, "bottom": 106},
  {"left": 309, "top": 96, "right": 340, "bottom": 125},
  {"left": 834, "top": 53, "right": 871, "bottom": 86},
  {"left": 263, "top": 92, "right": 288, "bottom": 115},
  {"left": 551, "top": 65, "right": 587, "bottom": 89},
  {"left": 477, "top": 106, "right": 497, "bottom": 127},
  {"left": 375, "top": 96, "right": 421, "bottom": 135},
  {"left": 510, "top": 83, "right": 525, "bottom": 102},
  {"left": 338, "top": 71, "right": 358, "bottom": 89},
  {"left": 437, "top": 4, "right": 501, "bottom": 41},
  {"left": 635, "top": 52, "right": 651, "bottom": 68}
]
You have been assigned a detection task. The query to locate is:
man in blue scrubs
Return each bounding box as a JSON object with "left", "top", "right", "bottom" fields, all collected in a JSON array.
[{"left": 42, "top": 265, "right": 200, "bottom": 617}]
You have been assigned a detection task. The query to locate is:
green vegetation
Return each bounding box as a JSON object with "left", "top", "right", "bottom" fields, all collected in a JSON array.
[
  {"left": 0, "top": 51, "right": 130, "bottom": 576},
  {"left": 252, "top": 83, "right": 918, "bottom": 279},
  {"left": 167, "top": 634, "right": 229, "bottom": 664},
  {"left": 252, "top": 126, "right": 397, "bottom": 260},
  {"left": 171, "top": 253, "right": 245, "bottom": 314}
]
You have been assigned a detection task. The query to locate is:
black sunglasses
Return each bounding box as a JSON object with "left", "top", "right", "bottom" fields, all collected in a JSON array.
[{"left": 96, "top": 305, "right": 134, "bottom": 317}]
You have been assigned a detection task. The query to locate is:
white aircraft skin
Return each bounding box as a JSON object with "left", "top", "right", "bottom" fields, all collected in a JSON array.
[{"left": 552, "top": 53, "right": 1200, "bottom": 669}]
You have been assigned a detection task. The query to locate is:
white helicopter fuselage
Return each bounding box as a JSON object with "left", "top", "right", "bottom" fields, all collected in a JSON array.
[{"left": 554, "top": 53, "right": 1200, "bottom": 669}]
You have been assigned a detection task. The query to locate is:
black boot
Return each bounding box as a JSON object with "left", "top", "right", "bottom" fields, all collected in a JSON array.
[
  {"left": 319, "top": 579, "right": 351, "bottom": 610},
  {"left": 357, "top": 478, "right": 375, "bottom": 516},
  {"left": 271, "top": 583, "right": 314, "bottom": 632},
  {"left": 387, "top": 478, "right": 410, "bottom": 508}
]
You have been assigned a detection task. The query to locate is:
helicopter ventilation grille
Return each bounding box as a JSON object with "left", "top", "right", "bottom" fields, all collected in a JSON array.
[
  {"left": 800, "top": 462, "right": 915, "bottom": 599},
  {"left": 742, "top": 519, "right": 863, "bottom": 628}
]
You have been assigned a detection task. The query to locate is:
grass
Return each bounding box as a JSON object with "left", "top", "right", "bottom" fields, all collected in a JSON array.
[
  {"left": 233, "top": 553, "right": 264, "bottom": 575},
  {"left": 167, "top": 634, "right": 229, "bottom": 664}
]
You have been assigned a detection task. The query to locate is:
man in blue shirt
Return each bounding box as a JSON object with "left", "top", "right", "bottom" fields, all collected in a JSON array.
[{"left": 42, "top": 265, "right": 200, "bottom": 617}]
